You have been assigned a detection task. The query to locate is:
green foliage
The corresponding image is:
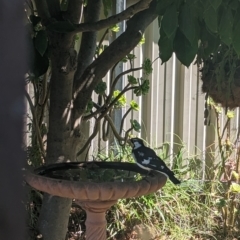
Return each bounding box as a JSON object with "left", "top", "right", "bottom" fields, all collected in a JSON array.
[
  {"left": 130, "top": 100, "right": 139, "bottom": 111},
  {"left": 127, "top": 75, "right": 137, "bottom": 85},
  {"left": 121, "top": 53, "right": 136, "bottom": 63},
  {"left": 85, "top": 99, "right": 94, "bottom": 113},
  {"left": 133, "top": 79, "right": 150, "bottom": 96},
  {"left": 112, "top": 90, "right": 126, "bottom": 108},
  {"left": 110, "top": 24, "right": 120, "bottom": 32},
  {"left": 94, "top": 80, "right": 107, "bottom": 95},
  {"left": 130, "top": 119, "right": 141, "bottom": 132},
  {"left": 157, "top": 0, "right": 240, "bottom": 67},
  {"left": 142, "top": 58, "right": 152, "bottom": 75}
]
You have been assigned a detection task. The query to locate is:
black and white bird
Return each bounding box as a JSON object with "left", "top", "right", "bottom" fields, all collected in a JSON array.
[{"left": 130, "top": 138, "right": 181, "bottom": 185}]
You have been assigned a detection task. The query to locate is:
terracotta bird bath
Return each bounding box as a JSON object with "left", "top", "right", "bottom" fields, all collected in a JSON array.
[{"left": 24, "top": 162, "right": 167, "bottom": 240}]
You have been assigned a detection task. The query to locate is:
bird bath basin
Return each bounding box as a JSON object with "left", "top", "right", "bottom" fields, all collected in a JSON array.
[{"left": 24, "top": 162, "right": 167, "bottom": 240}]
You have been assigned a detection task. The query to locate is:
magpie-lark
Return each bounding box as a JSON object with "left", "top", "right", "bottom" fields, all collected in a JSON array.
[{"left": 130, "top": 138, "right": 181, "bottom": 185}]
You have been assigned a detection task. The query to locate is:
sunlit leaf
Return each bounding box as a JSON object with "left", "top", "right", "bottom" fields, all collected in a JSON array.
[
  {"left": 110, "top": 24, "right": 119, "bottom": 32},
  {"left": 230, "top": 182, "right": 240, "bottom": 193},
  {"left": 130, "top": 100, "right": 139, "bottom": 111},
  {"left": 227, "top": 110, "right": 234, "bottom": 119}
]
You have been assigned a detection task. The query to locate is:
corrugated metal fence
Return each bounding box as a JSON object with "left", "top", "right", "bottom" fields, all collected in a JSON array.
[{"left": 87, "top": 18, "right": 240, "bottom": 179}]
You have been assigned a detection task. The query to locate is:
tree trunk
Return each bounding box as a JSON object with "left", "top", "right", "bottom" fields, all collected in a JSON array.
[{"left": 37, "top": 32, "right": 78, "bottom": 240}]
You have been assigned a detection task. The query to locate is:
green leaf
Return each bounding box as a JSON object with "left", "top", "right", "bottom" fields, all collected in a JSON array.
[
  {"left": 218, "top": 7, "right": 233, "bottom": 46},
  {"left": 94, "top": 80, "right": 107, "bottom": 95},
  {"left": 110, "top": 24, "right": 119, "bottom": 32},
  {"left": 112, "top": 90, "right": 126, "bottom": 108},
  {"left": 204, "top": 5, "right": 218, "bottom": 33},
  {"left": 130, "top": 100, "right": 139, "bottom": 111},
  {"left": 130, "top": 119, "right": 141, "bottom": 132},
  {"left": 161, "top": 3, "right": 178, "bottom": 39},
  {"left": 102, "top": 0, "right": 112, "bottom": 17},
  {"left": 34, "top": 30, "right": 48, "bottom": 56},
  {"left": 179, "top": 3, "right": 199, "bottom": 45},
  {"left": 47, "top": 21, "right": 76, "bottom": 33},
  {"left": 134, "top": 79, "right": 150, "bottom": 96},
  {"left": 210, "top": 0, "right": 222, "bottom": 10},
  {"left": 156, "top": 0, "right": 175, "bottom": 16},
  {"left": 158, "top": 27, "right": 173, "bottom": 63},
  {"left": 227, "top": 110, "right": 234, "bottom": 119},
  {"left": 139, "top": 35, "right": 145, "bottom": 45},
  {"left": 230, "top": 182, "right": 240, "bottom": 193},
  {"left": 173, "top": 28, "right": 198, "bottom": 67},
  {"left": 86, "top": 99, "right": 94, "bottom": 113},
  {"left": 142, "top": 58, "right": 152, "bottom": 75},
  {"left": 30, "top": 50, "right": 49, "bottom": 77},
  {"left": 232, "top": 20, "right": 240, "bottom": 56},
  {"left": 128, "top": 75, "right": 137, "bottom": 85},
  {"left": 127, "top": 54, "right": 136, "bottom": 60}
]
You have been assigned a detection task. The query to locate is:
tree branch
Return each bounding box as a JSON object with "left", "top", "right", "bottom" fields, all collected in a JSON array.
[
  {"left": 64, "top": 0, "right": 84, "bottom": 24},
  {"left": 72, "top": 0, "right": 157, "bottom": 126},
  {"left": 72, "top": 0, "right": 153, "bottom": 33},
  {"left": 107, "top": 67, "right": 142, "bottom": 104},
  {"left": 76, "top": 120, "right": 100, "bottom": 156},
  {"left": 46, "top": 0, "right": 61, "bottom": 18},
  {"left": 73, "top": 0, "right": 102, "bottom": 86}
]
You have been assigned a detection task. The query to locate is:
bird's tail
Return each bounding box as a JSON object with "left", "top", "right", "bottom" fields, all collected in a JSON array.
[{"left": 169, "top": 175, "right": 181, "bottom": 185}]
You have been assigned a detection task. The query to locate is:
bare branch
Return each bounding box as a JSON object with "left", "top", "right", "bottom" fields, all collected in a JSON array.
[
  {"left": 72, "top": 0, "right": 153, "bottom": 33},
  {"left": 104, "top": 114, "right": 125, "bottom": 142},
  {"left": 119, "top": 108, "right": 132, "bottom": 135}
]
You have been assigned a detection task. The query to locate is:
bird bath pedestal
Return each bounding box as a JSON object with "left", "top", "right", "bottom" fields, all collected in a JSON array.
[{"left": 24, "top": 162, "right": 167, "bottom": 240}]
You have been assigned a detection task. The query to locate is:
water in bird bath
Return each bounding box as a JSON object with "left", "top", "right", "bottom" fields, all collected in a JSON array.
[{"left": 38, "top": 162, "right": 153, "bottom": 183}]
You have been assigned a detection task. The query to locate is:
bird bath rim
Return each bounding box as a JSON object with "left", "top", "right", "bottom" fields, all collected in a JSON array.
[{"left": 23, "top": 162, "right": 167, "bottom": 201}]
